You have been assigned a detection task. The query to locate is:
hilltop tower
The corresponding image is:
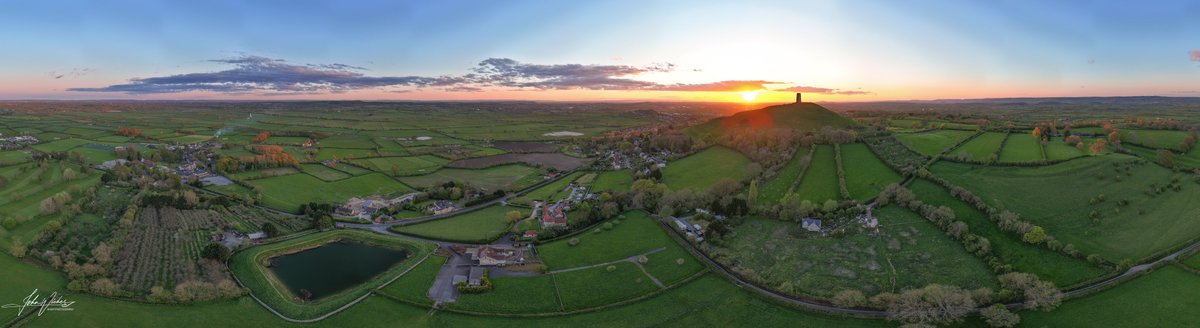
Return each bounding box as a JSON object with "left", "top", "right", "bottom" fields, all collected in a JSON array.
[{"left": 795, "top": 93, "right": 802, "bottom": 104}]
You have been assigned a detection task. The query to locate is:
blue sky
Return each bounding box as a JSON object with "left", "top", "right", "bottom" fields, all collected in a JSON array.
[{"left": 2, "top": 0, "right": 1198, "bottom": 101}]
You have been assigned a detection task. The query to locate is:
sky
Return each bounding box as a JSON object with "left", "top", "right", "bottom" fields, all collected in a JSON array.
[{"left": 2, "top": 0, "right": 1199, "bottom": 103}]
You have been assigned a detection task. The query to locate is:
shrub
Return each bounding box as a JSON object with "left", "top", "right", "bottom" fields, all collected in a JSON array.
[
  {"left": 568, "top": 237, "right": 580, "bottom": 246},
  {"left": 637, "top": 255, "right": 648, "bottom": 264},
  {"left": 980, "top": 304, "right": 1020, "bottom": 328},
  {"left": 606, "top": 265, "right": 616, "bottom": 272},
  {"left": 832, "top": 289, "right": 866, "bottom": 308}
]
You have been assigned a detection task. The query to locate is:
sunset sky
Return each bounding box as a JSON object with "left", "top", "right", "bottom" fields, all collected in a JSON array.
[{"left": 2, "top": 0, "right": 1199, "bottom": 102}]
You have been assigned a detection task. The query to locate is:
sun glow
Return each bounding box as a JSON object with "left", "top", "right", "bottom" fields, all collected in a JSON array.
[{"left": 739, "top": 90, "right": 760, "bottom": 102}]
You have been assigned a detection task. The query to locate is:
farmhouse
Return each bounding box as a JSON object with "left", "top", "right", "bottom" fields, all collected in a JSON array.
[
  {"left": 802, "top": 218, "right": 822, "bottom": 232},
  {"left": 540, "top": 200, "right": 568, "bottom": 228},
  {"left": 336, "top": 194, "right": 415, "bottom": 219},
  {"left": 461, "top": 245, "right": 526, "bottom": 266},
  {"left": 428, "top": 200, "right": 457, "bottom": 215},
  {"left": 857, "top": 207, "right": 878, "bottom": 229}
]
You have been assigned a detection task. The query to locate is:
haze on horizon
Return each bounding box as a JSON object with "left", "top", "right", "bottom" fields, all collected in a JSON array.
[{"left": 2, "top": 0, "right": 1198, "bottom": 103}]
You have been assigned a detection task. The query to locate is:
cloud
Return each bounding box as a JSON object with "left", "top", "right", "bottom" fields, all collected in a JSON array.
[
  {"left": 50, "top": 67, "right": 91, "bottom": 80},
  {"left": 69, "top": 56, "right": 449, "bottom": 94},
  {"left": 1191, "top": 49, "right": 1200, "bottom": 62},
  {"left": 774, "top": 85, "right": 872, "bottom": 96},
  {"left": 468, "top": 58, "right": 674, "bottom": 90},
  {"left": 651, "top": 80, "right": 785, "bottom": 92},
  {"left": 71, "top": 55, "right": 855, "bottom": 96}
]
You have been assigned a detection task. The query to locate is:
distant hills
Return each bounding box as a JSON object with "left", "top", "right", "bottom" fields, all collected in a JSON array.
[{"left": 684, "top": 102, "right": 855, "bottom": 138}]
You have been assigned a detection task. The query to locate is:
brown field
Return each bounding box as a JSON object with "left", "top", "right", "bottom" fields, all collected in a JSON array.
[
  {"left": 447, "top": 153, "right": 588, "bottom": 170},
  {"left": 492, "top": 141, "right": 560, "bottom": 153}
]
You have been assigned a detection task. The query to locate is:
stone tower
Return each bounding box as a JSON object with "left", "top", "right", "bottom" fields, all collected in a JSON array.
[{"left": 795, "top": 93, "right": 802, "bottom": 103}]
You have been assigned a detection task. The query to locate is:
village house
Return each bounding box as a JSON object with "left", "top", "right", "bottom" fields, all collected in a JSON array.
[
  {"left": 540, "top": 200, "right": 568, "bottom": 228},
  {"left": 460, "top": 245, "right": 525, "bottom": 266}
]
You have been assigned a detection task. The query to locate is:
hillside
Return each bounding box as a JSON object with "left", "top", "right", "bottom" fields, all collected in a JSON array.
[{"left": 684, "top": 102, "right": 855, "bottom": 138}]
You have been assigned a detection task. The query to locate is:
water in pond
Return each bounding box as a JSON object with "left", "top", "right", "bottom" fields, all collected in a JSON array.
[{"left": 268, "top": 241, "right": 409, "bottom": 300}]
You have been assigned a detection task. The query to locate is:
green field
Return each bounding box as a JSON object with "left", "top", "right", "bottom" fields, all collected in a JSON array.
[
  {"left": 246, "top": 173, "right": 413, "bottom": 212},
  {"left": 1022, "top": 266, "right": 1200, "bottom": 327},
  {"left": 31, "top": 138, "right": 91, "bottom": 152},
  {"left": 707, "top": 206, "right": 995, "bottom": 298},
  {"left": 299, "top": 163, "right": 352, "bottom": 181},
  {"left": 998, "top": 133, "right": 1044, "bottom": 162},
  {"left": 354, "top": 155, "right": 449, "bottom": 176},
  {"left": 554, "top": 262, "right": 661, "bottom": 311},
  {"left": 537, "top": 211, "right": 685, "bottom": 270},
  {"left": 792, "top": 145, "right": 840, "bottom": 203},
  {"left": 377, "top": 255, "right": 448, "bottom": 305},
  {"left": 389, "top": 205, "right": 522, "bottom": 243},
  {"left": 591, "top": 170, "right": 633, "bottom": 192},
  {"left": 227, "top": 229, "right": 434, "bottom": 320},
  {"left": 895, "top": 130, "right": 976, "bottom": 156},
  {"left": 907, "top": 179, "right": 1108, "bottom": 286},
  {"left": 1044, "top": 139, "right": 1088, "bottom": 160},
  {"left": 314, "top": 147, "right": 378, "bottom": 161},
  {"left": 950, "top": 132, "right": 1005, "bottom": 161},
  {"left": 933, "top": 154, "right": 1200, "bottom": 261},
  {"left": 521, "top": 172, "right": 584, "bottom": 202},
  {"left": 756, "top": 146, "right": 810, "bottom": 203},
  {"left": 398, "top": 164, "right": 541, "bottom": 192},
  {"left": 450, "top": 274, "right": 562, "bottom": 313},
  {"left": 840, "top": 143, "right": 901, "bottom": 200},
  {"left": 1121, "top": 129, "right": 1190, "bottom": 149},
  {"left": 662, "top": 146, "right": 750, "bottom": 191}
]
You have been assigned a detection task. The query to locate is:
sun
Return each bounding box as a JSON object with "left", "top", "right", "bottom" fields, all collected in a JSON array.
[{"left": 739, "top": 90, "right": 760, "bottom": 102}]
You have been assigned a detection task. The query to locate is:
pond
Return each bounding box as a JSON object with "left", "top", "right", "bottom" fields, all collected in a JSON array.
[{"left": 268, "top": 241, "right": 409, "bottom": 300}]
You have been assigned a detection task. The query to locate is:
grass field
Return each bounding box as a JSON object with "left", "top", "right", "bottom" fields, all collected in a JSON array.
[
  {"left": 314, "top": 147, "right": 378, "bottom": 161},
  {"left": 1044, "top": 139, "right": 1088, "bottom": 160},
  {"left": 389, "top": 205, "right": 522, "bottom": 243},
  {"left": 792, "top": 145, "right": 840, "bottom": 203},
  {"left": 227, "top": 229, "right": 434, "bottom": 320},
  {"left": 907, "top": 179, "right": 1108, "bottom": 286},
  {"left": 30, "top": 138, "right": 91, "bottom": 152},
  {"left": 246, "top": 173, "right": 413, "bottom": 213},
  {"left": 641, "top": 243, "right": 705, "bottom": 286},
  {"left": 840, "top": 143, "right": 901, "bottom": 200},
  {"left": 354, "top": 155, "right": 449, "bottom": 176},
  {"left": 1022, "top": 266, "right": 1200, "bottom": 327},
  {"left": 398, "top": 164, "right": 540, "bottom": 192},
  {"left": 756, "top": 146, "right": 810, "bottom": 203},
  {"left": 377, "top": 255, "right": 448, "bottom": 305},
  {"left": 299, "top": 163, "right": 352, "bottom": 181},
  {"left": 591, "top": 170, "right": 632, "bottom": 192},
  {"left": 999, "top": 133, "right": 1044, "bottom": 162},
  {"left": 554, "top": 262, "right": 660, "bottom": 311},
  {"left": 707, "top": 206, "right": 995, "bottom": 298},
  {"left": 950, "top": 132, "right": 1005, "bottom": 161},
  {"left": 1121, "top": 129, "right": 1190, "bottom": 149},
  {"left": 933, "top": 154, "right": 1200, "bottom": 261},
  {"left": 537, "top": 211, "right": 683, "bottom": 270},
  {"left": 895, "top": 130, "right": 976, "bottom": 156},
  {"left": 662, "top": 146, "right": 750, "bottom": 191},
  {"left": 520, "top": 172, "right": 583, "bottom": 202},
  {"left": 450, "top": 274, "right": 562, "bottom": 313}
]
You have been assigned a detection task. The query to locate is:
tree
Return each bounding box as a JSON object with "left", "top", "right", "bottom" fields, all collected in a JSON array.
[
  {"left": 201, "top": 242, "right": 230, "bottom": 260},
  {"left": 93, "top": 242, "right": 112, "bottom": 265},
  {"left": 315, "top": 215, "right": 335, "bottom": 230},
  {"left": 261, "top": 222, "right": 281, "bottom": 238},
  {"left": 832, "top": 289, "right": 866, "bottom": 308},
  {"left": 747, "top": 180, "right": 759, "bottom": 209},
  {"left": 980, "top": 304, "right": 1020, "bottom": 328},
  {"left": 1023, "top": 280, "right": 1063, "bottom": 311},
  {"left": 822, "top": 199, "right": 838, "bottom": 212},
  {"left": 1, "top": 217, "right": 15, "bottom": 230},
  {"left": 658, "top": 205, "right": 674, "bottom": 218},
  {"left": 1157, "top": 149, "right": 1175, "bottom": 168},
  {"left": 504, "top": 210, "right": 523, "bottom": 223},
  {"left": 1022, "top": 226, "right": 1046, "bottom": 244},
  {"left": 183, "top": 190, "right": 200, "bottom": 207},
  {"left": 9, "top": 238, "right": 26, "bottom": 258},
  {"left": 62, "top": 168, "right": 77, "bottom": 181},
  {"left": 90, "top": 278, "right": 119, "bottom": 296},
  {"left": 887, "top": 284, "right": 976, "bottom": 325},
  {"left": 1089, "top": 139, "right": 1107, "bottom": 155}
]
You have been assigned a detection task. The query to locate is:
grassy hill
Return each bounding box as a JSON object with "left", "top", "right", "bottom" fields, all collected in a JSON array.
[{"left": 684, "top": 102, "right": 855, "bottom": 138}]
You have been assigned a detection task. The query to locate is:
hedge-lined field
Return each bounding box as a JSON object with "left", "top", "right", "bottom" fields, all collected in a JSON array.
[
  {"left": 756, "top": 146, "right": 809, "bottom": 203},
  {"left": 840, "top": 143, "right": 901, "bottom": 200},
  {"left": 792, "top": 145, "right": 840, "bottom": 203},
  {"left": 662, "top": 146, "right": 749, "bottom": 191},
  {"left": 999, "top": 133, "right": 1044, "bottom": 162},
  {"left": 247, "top": 173, "right": 413, "bottom": 213},
  {"left": 896, "top": 130, "right": 976, "bottom": 156},
  {"left": 950, "top": 132, "right": 1005, "bottom": 161},
  {"left": 389, "top": 205, "right": 522, "bottom": 243}
]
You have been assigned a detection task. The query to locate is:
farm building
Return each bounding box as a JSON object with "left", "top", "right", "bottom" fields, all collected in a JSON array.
[
  {"left": 802, "top": 218, "right": 822, "bottom": 232},
  {"left": 540, "top": 200, "right": 568, "bottom": 228},
  {"left": 467, "top": 267, "right": 485, "bottom": 286}
]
